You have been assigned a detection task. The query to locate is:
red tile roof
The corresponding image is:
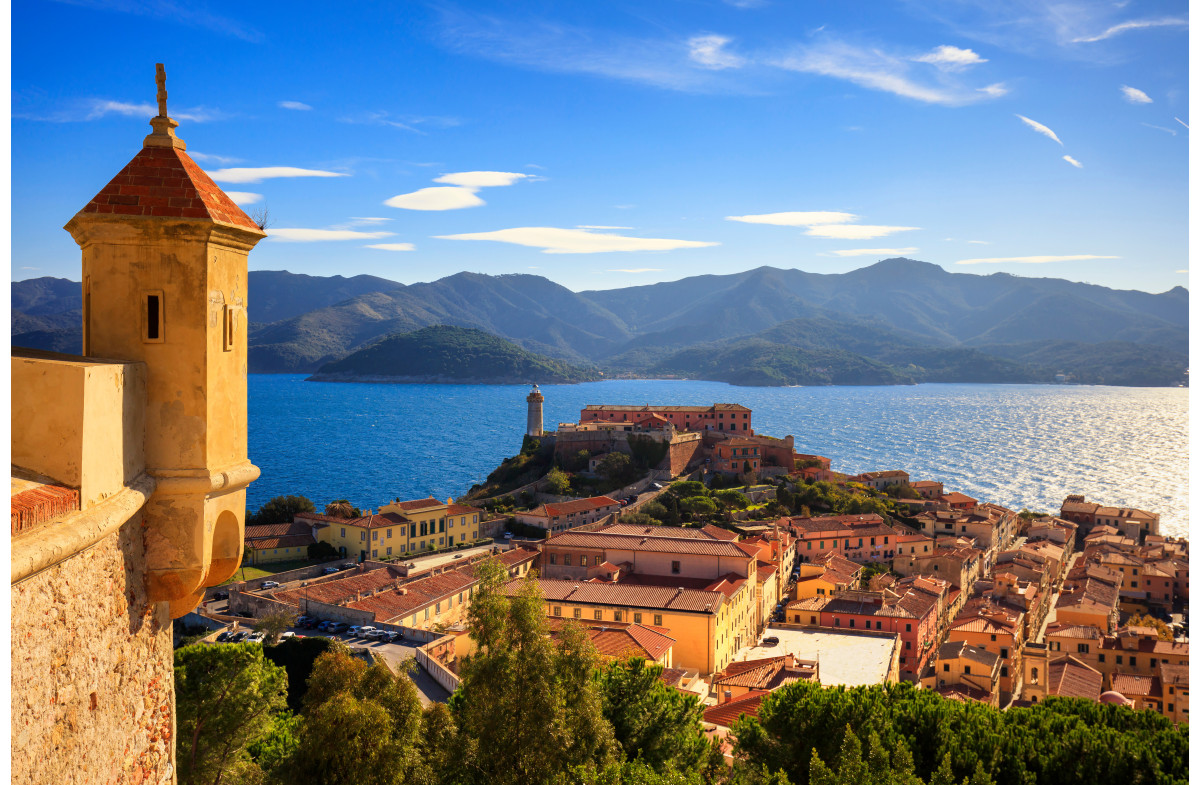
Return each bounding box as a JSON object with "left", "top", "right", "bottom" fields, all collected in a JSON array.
[
  {"left": 77, "top": 145, "right": 261, "bottom": 230},
  {"left": 530, "top": 578, "right": 726, "bottom": 613},
  {"left": 534, "top": 496, "right": 620, "bottom": 518},
  {"left": 703, "top": 691, "right": 768, "bottom": 727},
  {"left": 547, "top": 530, "right": 750, "bottom": 558},
  {"left": 546, "top": 617, "right": 676, "bottom": 661},
  {"left": 1047, "top": 656, "right": 1102, "bottom": 700},
  {"left": 11, "top": 480, "right": 79, "bottom": 536}
]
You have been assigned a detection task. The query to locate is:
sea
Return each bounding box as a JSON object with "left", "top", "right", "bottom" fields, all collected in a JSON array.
[{"left": 248, "top": 377, "right": 1190, "bottom": 539}]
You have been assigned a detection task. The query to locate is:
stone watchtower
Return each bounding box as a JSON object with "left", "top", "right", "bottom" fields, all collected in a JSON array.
[
  {"left": 64, "top": 64, "right": 267, "bottom": 617},
  {"left": 526, "top": 384, "right": 544, "bottom": 437}
]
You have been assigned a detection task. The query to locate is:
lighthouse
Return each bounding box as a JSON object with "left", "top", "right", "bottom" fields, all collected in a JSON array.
[{"left": 526, "top": 384, "right": 544, "bottom": 437}]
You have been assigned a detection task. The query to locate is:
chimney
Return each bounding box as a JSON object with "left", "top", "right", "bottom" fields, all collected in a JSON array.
[{"left": 723, "top": 690, "right": 733, "bottom": 704}]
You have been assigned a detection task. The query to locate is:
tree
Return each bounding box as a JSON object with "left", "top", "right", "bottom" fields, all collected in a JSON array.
[
  {"left": 290, "top": 645, "right": 424, "bottom": 785},
  {"left": 323, "top": 499, "right": 358, "bottom": 518},
  {"left": 544, "top": 467, "right": 573, "bottom": 496},
  {"left": 1126, "top": 614, "right": 1174, "bottom": 640},
  {"left": 174, "top": 642, "right": 289, "bottom": 785},
  {"left": 680, "top": 495, "right": 719, "bottom": 517},
  {"left": 597, "top": 657, "right": 710, "bottom": 773},
  {"left": 248, "top": 495, "right": 314, "bottom": 527},
  {"left": 452, "top": 559, "right": 617, "bottom": 784},
  {"left": 308, "top": 540, "right": 340, "bottom": 562},
  {"left": 640, "top": 500, "right": 670, "bottom": 520},
  {"left": 255, "top": 609, "right": 297, "bottom": 646},
  {"left": 714, "top": 489, "right": 750, "bottom": 509},
  {"left": 597, "top": 452, "right": 634, "bottom": 484}
]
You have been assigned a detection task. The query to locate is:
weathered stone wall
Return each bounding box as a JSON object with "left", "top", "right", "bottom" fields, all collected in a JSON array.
[
  {"left": 667, "top": 437, "right": 704, "bottom": 475},
  {"left": 11, "top": 514, "right": 174, "bottom": 785}
]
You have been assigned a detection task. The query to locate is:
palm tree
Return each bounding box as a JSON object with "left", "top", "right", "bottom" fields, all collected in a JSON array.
[{"left": 324, "top": 499, "right": 355, "bottom": 518}]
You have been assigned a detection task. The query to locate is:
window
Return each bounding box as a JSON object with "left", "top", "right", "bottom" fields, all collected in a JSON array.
[
  {"left": 340, "top": 528, "right": 346, "bottom": 537},
  {"left": 1098, "top": 654, "right": 1105, "bottom": 663},
  {"left": 905, "top": 623, "right": 912, "bottom": 632},
  {"left": 573, "top": 608, "right": 581, "bottom": 619},
  {"left": 410, "top": 525, "right": 416, "bottom": 538},
  {"left": 580, "top": 556, "right": 589, "bottom": 567},
  {"left": 222, "top": 303, "right": 235, "bottom": 351},
  {"left": 387, "top": 529, "right": 392, "bottom": 538},
  {"left": 654, "top": 614, "right": 663, "bottom": 626},
  {"left": 594, "top": 610, "right": 602, "bottom": 620},
  {"left": 1116, "top": 656, "right": 1123, "bottom": 665},
  {"left": 420, "top": 522, "right": 427, "bottom": 536},
  {"left": 553, "top": 606, "right": 561, "bottom": 616},
  {"left": 634, "top": 613, "right": 642, "bottom": 624},
  {"left": 1129, "top": 656, "right": 1136, "bottom": 667},
  {"left": 807, "top": 542, "right": 812, "bottom": 550},
  {"left": 372, "top": 531, "right": 378, "bottom": 540},
  {"left": 439, "top": 537, "right": 444, "bottom": 545},
  {"left": 876, "top": 621, "right": 882, "bottom": 630},
  {"left": 143, "top": 291, "right": 164, "bottom": 342},
  {"left": 439, "top": 520, "right": 446, "bottom": 533},
  {"left": 550, "top": 554, "right": 557, "bottom": 564},
  {"left": 943, "top": 664, "right": 950, "bottom": 672},
  {"left": 613, "top": 612, "right": 623, "bottom": 622},
  {"left": 386, "top": 547, "right": 392, "bottom": 556},
  {"left": 436, "top": 602, "right": 441, "bottom": 613},
  {"left": 565, "top": 555, "right": 572, "bottom": 566},
  {"left": 964, "top": 665, "right": 972, "bottom": 675},
  {"left": 360, "top": 532, "right": 365, "bottom": 541},
  {"left": 849, "top": 619, "right": 855, "bottom": 628},
  {"left": 905, "top": 641, "right": 911, "bottom": 649},
  {"left": 672, "top": 560, "right": 681, "bottom": 574},
  {"left": 1001, "top": 648, "right": 1009, "bottom": 659},
  {"left": 1001, "top": 666, "right": 1008, "bottom": 677}
]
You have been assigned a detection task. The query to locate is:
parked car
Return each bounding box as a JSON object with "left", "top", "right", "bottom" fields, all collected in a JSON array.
[
  {"left": 338, "top": 562, "right": 356, "bottom": 571},
  {"left": 216, "top": 630, "right": 232, "bottom": 643},
  {"left": 279, "top": 631, "right": 298, "bottom": 641},
  {"left": 213, "top": 591, "right": 229, "bottom": 600},
  {"left": 627, "top": 494, "right": 639, "bottom": 503},
  {"left": 260, "top": 580, "right": 280, "bottom": 590},
  {"left": 503, "top": 532, "right": 514, "bottom": 539},
  {"left": 247, "top": 631, "right": 266, "bottom": 643},
  {"left": 302, "top": 618, "right": 321, "bottom": 629},
  {"left": 230, "top": 631, "right": 249, "bottom": 642},
  {"left": 385, "top": 631, "right": 404, "bottom": 643},
  {"left": 328, "top": 622, "right": 349, "bottom": 634},
  {"left": 322, "top": 566, "right": 339, "bottom": 575},
  {"left": 761, "top": 636, "right": 780, "bottom": 647},
  {"left": 618, "top": 499, "right": 628, "bottom": 507}
]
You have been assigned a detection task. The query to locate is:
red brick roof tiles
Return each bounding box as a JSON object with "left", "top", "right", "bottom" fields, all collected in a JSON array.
[
  {"left": 703, "top": 691, "right": 767, "bottom": 727},
  {"left": 529, "top": 579, "right": 726, "bottom": 613},
  {"left": 1047, "top": 656, "right": 1103, "bottom": 700},
  {"left": 78, "top": 145, "right": 261, "bottom": 231},
  {"left": 11, "top": 481, "right": 80, "bottom": 536},
  {"left": 539, "top": 496, "right": 620, "bottom": 518},
  {"left": 547, "top": 530, "right": 750, "bottom": 558}
]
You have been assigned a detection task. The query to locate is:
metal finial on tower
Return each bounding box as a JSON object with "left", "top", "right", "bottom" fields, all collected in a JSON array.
[{"left": 144, "top": 62, "right": 186, "bottom": 151}]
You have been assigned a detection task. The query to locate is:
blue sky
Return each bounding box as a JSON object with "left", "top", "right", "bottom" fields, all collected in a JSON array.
[{"left": 11, "top": 0, "right": 1190, "bottom": 293}]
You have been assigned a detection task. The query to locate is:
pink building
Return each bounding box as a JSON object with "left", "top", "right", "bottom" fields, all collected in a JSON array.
[{"left": 581, "top": 403, "right": 752, "bottom": 434}]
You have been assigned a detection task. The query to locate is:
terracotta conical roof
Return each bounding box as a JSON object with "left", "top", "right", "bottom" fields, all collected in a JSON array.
[{"left": 75, "top": 145, "right": 261, "bottom": 232}]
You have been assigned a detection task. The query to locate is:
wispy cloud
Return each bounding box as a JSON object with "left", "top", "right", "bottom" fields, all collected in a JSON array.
[
  {"left": 278, "top": 100, "right": 312, "bottom": 111},
  {"left": 607, "top": 268, "right": 665, "bottom": 273},
  {"left": 207, "top": 166, "right": 348, "bottom": 184},
  {"left": 912, "top": 45, "right": 987, "bottom": 71},
  {"left": 1016, "top": 114, "right": 1063, "bottom": 145},
  {"left": 434, "top": 171, "right": 529, "bottom": 187},
  {"left": 1176, "top": 269, "right": 1188, "bottom": 274},
  {"left": 1176, "top": 117, "right": 1189, "bottom": 130},
  {"left": 956, "top": 254, "right": 1119, "bottom": 265},
  {"left": 385, "top": 186, "right": 485, "bottom": 211},
  {"left": 387, "top": 170, "right": 531, "bottom": 210},
  {"left": 726, "top": 211, "right": 858, "bottom": 226},
  {"left": 1062, "top": 155, "right": 1083, "bottom": 168},
  {"left": 1120, "top": 85, "right": 1152, "bottom": 104},
  {"left": 225, "top": 191, "right": 262, "bottom": 205},
  {"left": 71, "top": 99, "right": 224, "bottom": 123},
  {"left": 329, "top": 217, "right": 393, "bottom": 230},
  {"left": 188, "top": 151, "right": 243, "bottom": 165},
  {"left": 829, "top": 247, "right": 919, "bottom": 257},
  {"left": 774, "top": 38, "right": 1007, "bottom": 106},
  {"left": 50, "top": 0, "right": 262, "bottom": 42},
  {"left": 365, "top": 243, "right": 416, "bottom": 251},
  {"left": 435, "top": 227, "right": 718, "bottom": 254},
  {"left": 807, "top": 224, "right": 919, "bottom": 240},
  {"left": 341, "top": 111, "right": 461, "bottom": 133},
  {"left": 1072, "top": 17, "right": 1188, "bottom": 43},
  {"left": 1142, "top": 122, "right": 1177, "bottom": 136},
  {"left": 688, "top": 35, "right": 745, "bottom": 70},
  {"left": 966, "top": 240, "right": 990, "bottom": 245},
  {"left": 269, "top": 228, "right": 395, "bottom": 243}
]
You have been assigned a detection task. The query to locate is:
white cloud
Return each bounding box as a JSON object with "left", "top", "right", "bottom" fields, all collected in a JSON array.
[
  {"left": 806, "top": 224, "right": 920, "bottom": 240},
  {"left": 1015, "top": 114, "right": 1063, "bottom": 145},
  {"left": 1120, "top": 85, "right": 1152, "bottom": 104},
  {"left": 433, "top": 171, "right": 529, "bottom": 187},
  {"left": 829, "top": 247, "right": 919, "bottom": 257},
  {"left": 269, "top": 229, "right": 395, "bottom": 242},
  {"left": 207, "top": 166, "right": 347, "bottom": 184},
  {"left": 225, "top": 191, "right": 262, "bottom": 205},
  {"left": 1141, "top": 122, "right": 1177, "bottom": 136},
  {"left": 688, "top": 35, "right": 745, "bottom": 70},
  {"left": 1176, "top": 269, "right": 1188, "bottom": 274},
  {"left": 330, "top": 217, "right": 394, "bottom": 230},
  {"left": 726, "top": 211, "right": 858, "bottom": 226},
  {"left": 774, "top": 39, "right": 1005, "bottom": 106},
  {"left": 1072, "top": 17, "right": 1188, "bottom": 43},
  {"left": 607, "top": 268, "right": 665, "bottom": 273},
  {"left": 956, "top": 255, "right": 1119, "bottom": 265},
  {"left": 348, "top": 216, "right": 391, "bottom": 224},
  {"left": 385, "top": 186, "right": 485, "bottom": 211},
  {"left": 188, "top": 151, "right": 243, "bottom": 165},
  {"left": 578, "top": 225, "right": 633, "bottom": 230},
  {"left": 967, "top": 240, "right": 990, "bottom": 245},
  {"left": 278, "top": 100, "right": 312, "bottom": 110},
  {"left": 912, "top": 45, "right": 987, "bottom": 71},
  {"left": 434, "top": 227, "right": 718, "bottom": 254},
  {"left": 1062, "top": 155, "right": 1083, "bottom": 168},
  {"left": 365, "top": 243, "right": 416, "bottom": 251},
  {"left": 82, "top": 99, "right": 223, "bottom": 123}
]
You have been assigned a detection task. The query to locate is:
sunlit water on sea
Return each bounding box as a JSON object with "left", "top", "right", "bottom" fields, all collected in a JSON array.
[{"left": 248, "top": 377, "right": 1189, "bottom": 538}]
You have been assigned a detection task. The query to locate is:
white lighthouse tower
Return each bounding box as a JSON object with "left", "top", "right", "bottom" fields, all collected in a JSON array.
[{"left": 526, "top": 384, "right": 544, "bottom": 437}]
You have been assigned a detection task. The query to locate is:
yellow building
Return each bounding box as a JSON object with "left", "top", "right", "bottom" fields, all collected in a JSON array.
[
  {"left": 526, "top": 578, "right": 756, "bottom": 676},
  {"left": 308, "top": 497, "right": 484, "bottom": 561},
  {"left": 11, "top": 66, "right": 261, "bottom": 784}
]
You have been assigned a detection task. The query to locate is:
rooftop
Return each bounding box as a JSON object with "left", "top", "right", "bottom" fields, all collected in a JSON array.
[{"left": 734, "top": 627, "right": 897, "bottom": 687}]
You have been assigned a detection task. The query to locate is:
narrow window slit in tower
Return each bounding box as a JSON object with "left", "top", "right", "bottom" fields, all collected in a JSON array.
[{"left": 144, "top": 291, "right": 164, "bottom": 342}]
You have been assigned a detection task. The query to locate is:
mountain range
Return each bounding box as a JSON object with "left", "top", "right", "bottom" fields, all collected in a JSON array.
[{"left": 12, "top": 259, "right": 1188, "bottom": 386}]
